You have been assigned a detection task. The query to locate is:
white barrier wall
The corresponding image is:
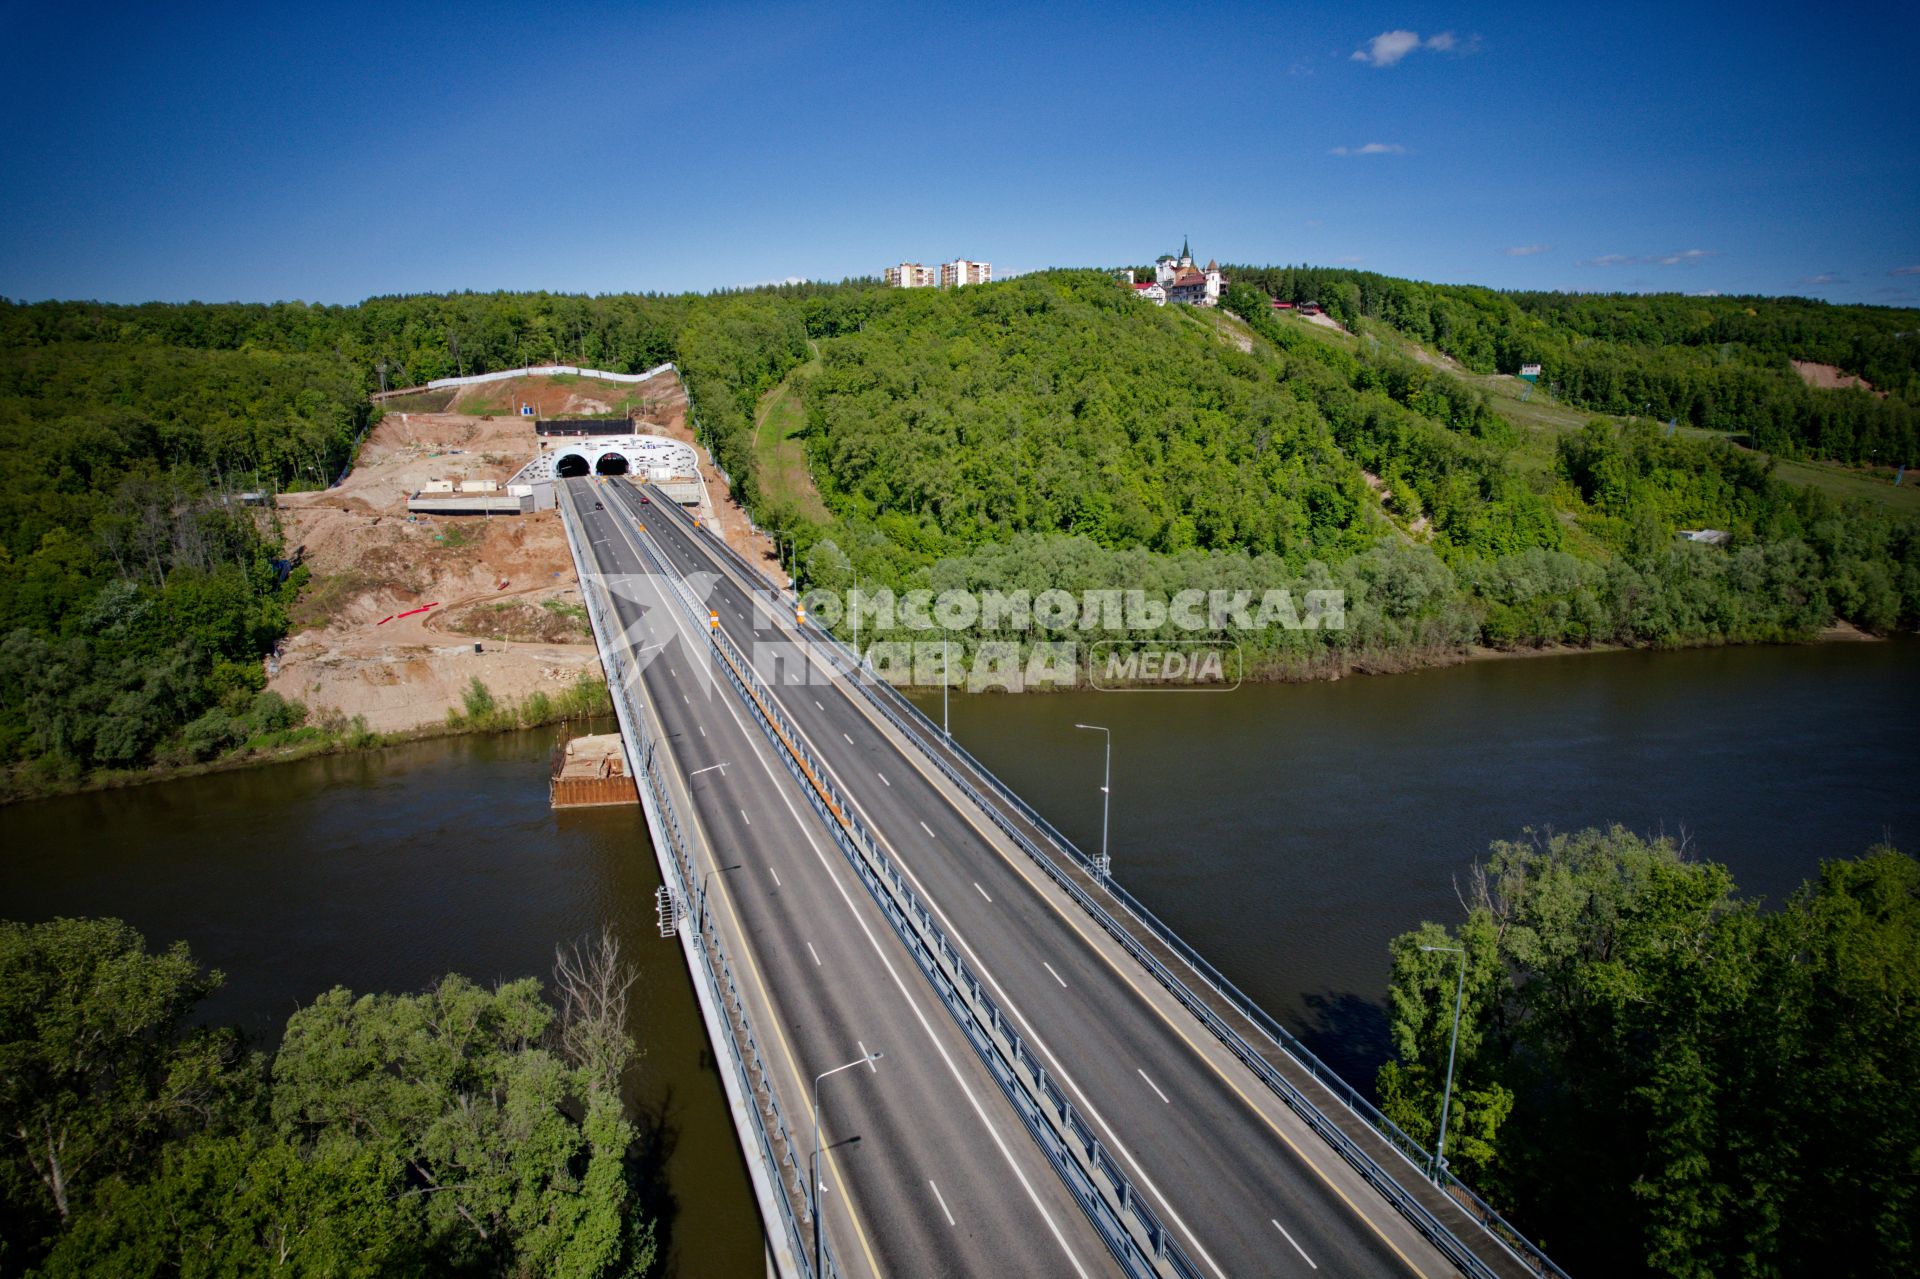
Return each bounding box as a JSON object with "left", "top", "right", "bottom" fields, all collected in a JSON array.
[{"left": 426, "top": 361, "right": 679, "bottom": 390}]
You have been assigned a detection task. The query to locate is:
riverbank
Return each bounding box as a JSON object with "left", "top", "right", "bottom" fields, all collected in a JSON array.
[
  {"left": 910, "top": 619, "right": 1897, "bottom": 693},
  {"left": 0, "top": 672, "right": 612, "bottom": 805}
]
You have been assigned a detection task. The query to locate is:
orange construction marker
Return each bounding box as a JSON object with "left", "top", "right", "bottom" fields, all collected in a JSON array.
[{"left": 708, "top": 610, "right": 719, "bottom": 631}]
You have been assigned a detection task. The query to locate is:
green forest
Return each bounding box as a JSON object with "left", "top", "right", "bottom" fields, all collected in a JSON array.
[
  {"left": 767, "top": 272, "right": 1916, "bottom": 676},
  {"left": 0, "top": 919, "right": 657, "bottom": 1278},
  {"left": 1377, "top": 831, "right": 1919, "bottom": 1278},
  {"left": 3, "top": 273, "right": 1918, "bottom": 786}
]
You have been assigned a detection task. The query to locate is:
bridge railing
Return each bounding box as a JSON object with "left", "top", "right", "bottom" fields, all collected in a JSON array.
[
  {"left": 613, "top": 488, "right": 1201, "bottom": 1279},
  {"left": 650, "top": 494, "right": 1569, "bottom": 1279},
  {"left": 559, "top": 487, "right": 833, "bottom": 1279}
]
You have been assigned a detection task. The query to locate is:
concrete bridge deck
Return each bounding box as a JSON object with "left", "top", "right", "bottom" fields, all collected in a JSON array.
[
  {"left": 562, "top": 475, "right": 1558, "bottom": 1279},
  {"left": 563, "top": 479, "right": 1109, "bottom": 1278}
]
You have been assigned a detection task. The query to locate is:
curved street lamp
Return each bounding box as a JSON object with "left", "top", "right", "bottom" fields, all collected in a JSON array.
[
  {"left": 813, "top": 1050, "right": 884, "bottom": 1274},
  {"left": 1418, "top": 944, "right": 1467, "bottom": 1183}
]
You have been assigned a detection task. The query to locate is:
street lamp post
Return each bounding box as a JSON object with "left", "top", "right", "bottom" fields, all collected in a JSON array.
[
  {"left": 812, "top": 1050, "right": 883, "bottom": 1276},
  {"left": 695, "top": 863, "right": 740, "bottom": 938},
  {"left": 1073, "top": 723, "right": 1111, "bottom": 877},
  {"left": 942, "top": 630, "right": 951, "bottom": 742},
  {"left": 1419, "top": 944, "right": 1468, "bottom": 1184}
]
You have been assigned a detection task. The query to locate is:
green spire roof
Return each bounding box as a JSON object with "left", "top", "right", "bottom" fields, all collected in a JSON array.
[{"left": 1182, "top": 235, "right": 1191, "bottom": 260}]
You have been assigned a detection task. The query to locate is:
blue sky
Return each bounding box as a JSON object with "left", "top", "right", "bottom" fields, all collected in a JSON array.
[{"left": 1, "top": 0, "right": 1915, "bottom": 306}]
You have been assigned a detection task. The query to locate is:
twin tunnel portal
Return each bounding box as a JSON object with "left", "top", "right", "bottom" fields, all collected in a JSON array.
[{"left": 553, "top": 450, "right": 631, "bottom": 477}]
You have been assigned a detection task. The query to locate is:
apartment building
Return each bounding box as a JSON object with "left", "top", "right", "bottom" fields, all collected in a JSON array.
[
  {"left": 942, "top": 259, "right": 992, "bottom": 288},
  {"left": 884, "top": 262, "right": 937, "bottom": 288}
]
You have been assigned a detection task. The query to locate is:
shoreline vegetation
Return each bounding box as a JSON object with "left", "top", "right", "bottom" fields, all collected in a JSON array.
[{"left": 0, "top": 673, "right": 611, "bottom": 805}]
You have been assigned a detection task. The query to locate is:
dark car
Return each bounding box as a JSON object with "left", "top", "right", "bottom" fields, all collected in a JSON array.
[
  {"left": 640, "top": 494, "right": 650, "bottom": 504},
  {"left": 594, "top": 501, "right": 604, "bottom": 510}
]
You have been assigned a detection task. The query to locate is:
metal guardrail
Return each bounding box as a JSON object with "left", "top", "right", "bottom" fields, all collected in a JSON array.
[
  {"left": 650, "top": 493, "right": 1570, "bottom": 1279},
  {"left": 614, "top": 485, "right": 1199, "bottom": 1279},
  {"left": 558, "top": 488, "right": 833, "bottom": 1279}
]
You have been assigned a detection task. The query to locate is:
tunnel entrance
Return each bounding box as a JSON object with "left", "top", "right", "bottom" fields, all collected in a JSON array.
[
  {"left": 595, "top": 453, "right": 630, "bottom": 476},
  {"left": 554, "top": 453, "right": 590, "bottom": 478}
]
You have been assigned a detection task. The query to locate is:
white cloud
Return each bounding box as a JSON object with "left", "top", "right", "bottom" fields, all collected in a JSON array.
[
  {"left": 1351, "top": 29, "right": 1479, "bottom": 66},
  {"left": 1352, "top": 30, "right": 1421, "bottom": 66},
  {"left": 1506, "top": 244, "right": 1551, "bottom": 257},
  {"left": 1891, "top": 265, "right": 1920, "bottom": 276},
  {"left": 1580, "top": 249, "right": 1717, "bottom": 268},
  {"left": 1797, "top": 273, "right": 1843, "bottom": 286},
  {"left": 1329, "top": 142, "right": 1407, "bottom": 156}
]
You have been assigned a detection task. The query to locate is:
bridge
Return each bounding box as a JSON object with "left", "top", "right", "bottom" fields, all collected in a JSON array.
[{"left": 557, "top": 476, "right": 1566, "bottom": 1279}]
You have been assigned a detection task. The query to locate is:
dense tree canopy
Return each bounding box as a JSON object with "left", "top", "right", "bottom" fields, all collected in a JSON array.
[
  {"left": 1378, "top": 832, "right": 1919, "bottom": 1277},
  {"left": 766, "top": 273, "right": 1917, "bottom": 674},
  {"left": 0, "top": 919, "right": 656, "bottom": 1278}
]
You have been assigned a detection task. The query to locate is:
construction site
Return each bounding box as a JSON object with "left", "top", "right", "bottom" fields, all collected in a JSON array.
[{"left": 266, "top": 365, "right": 786, "bottom": 734}]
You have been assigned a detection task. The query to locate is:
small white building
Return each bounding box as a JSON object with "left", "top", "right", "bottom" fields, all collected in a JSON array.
[{"left": 1131, "top": 280, "right": 1167, "bottom": 306}]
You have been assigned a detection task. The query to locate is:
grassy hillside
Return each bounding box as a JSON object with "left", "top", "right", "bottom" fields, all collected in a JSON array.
[
  {"left": 1227, "top": 264, "right": 1920, "bottom": 467},
  {"left": 1266, "top": 301, "right": 1920, "bottom": 517},
  {"left": 751, "top": 340, "right": 830, "bottom": 522}
]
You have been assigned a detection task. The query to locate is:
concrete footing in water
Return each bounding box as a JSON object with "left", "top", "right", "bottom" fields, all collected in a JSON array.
[{"left": 549, "top": 733, "right": 638, "bottom": 808}]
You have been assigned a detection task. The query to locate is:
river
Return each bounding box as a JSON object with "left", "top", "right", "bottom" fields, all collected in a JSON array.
[{"left": 4, "top": 641, "right": 1916, "bottom": 1273}]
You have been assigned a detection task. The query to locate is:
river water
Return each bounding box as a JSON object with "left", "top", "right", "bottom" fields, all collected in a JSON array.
[
  {"left": 4, "top": 642, "right": 1916, "bottom": 1273},
  {"left": 913, "top": 639, "right": 1920, "bottom": 1082}
]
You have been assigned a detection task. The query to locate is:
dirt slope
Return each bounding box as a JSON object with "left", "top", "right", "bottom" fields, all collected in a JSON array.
[{"left": 268, "top": 366, "right": 788, "bottom": 733}]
